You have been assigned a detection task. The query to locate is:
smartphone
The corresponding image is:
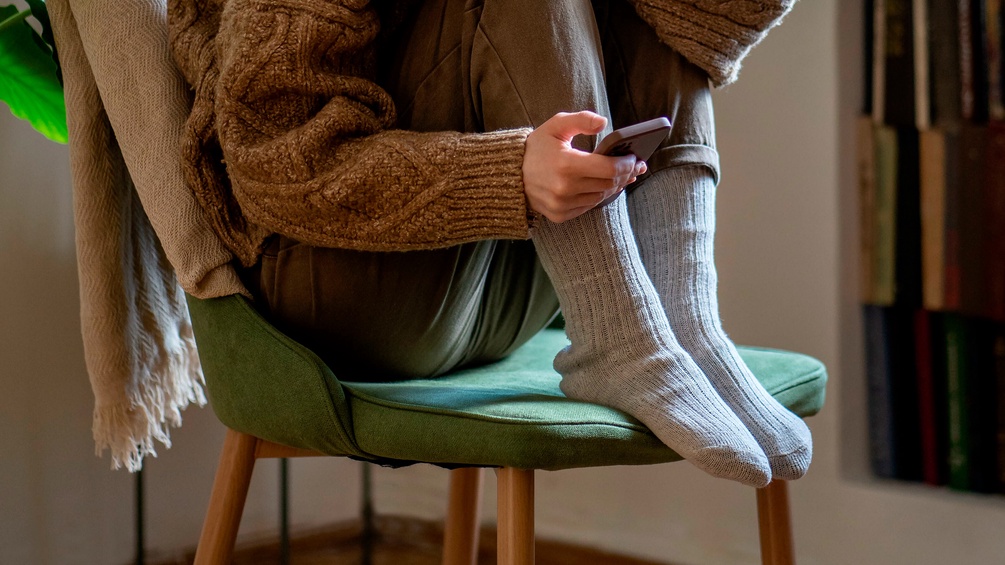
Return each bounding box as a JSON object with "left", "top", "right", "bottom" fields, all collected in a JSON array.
[
  {"left": 594, "top": 116, "right": 672, "bottom": 159},
  {"left": 593, "top": 116, "right": 671, "bottom": 207}
]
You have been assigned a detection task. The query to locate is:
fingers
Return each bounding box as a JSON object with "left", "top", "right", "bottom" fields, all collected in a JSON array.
[
  {"left": 528, "top": 158, "right": 646, "bottom": 223},
  {"left": 539, "top": 111, "right": 608, "bottom": 143},
  {"left": 524, "top": 111, "right": 651, "bottom": 223},
  {"left": 567, "top": 151, "right": 637, "bottom": 181},
  {"left": 562, "top": 155, "right": 647, "bottom": 193}
]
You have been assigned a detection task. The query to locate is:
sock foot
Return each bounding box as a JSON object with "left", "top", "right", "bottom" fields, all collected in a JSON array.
[
  {"left": 557, "top": 347, "right": 771, "bottom": 488},
  {"left": 532, "top": 201, "right": 771, "bottom": 487},
  {"left": 628, "top": 166, "right": 814, "bottom": 480}
]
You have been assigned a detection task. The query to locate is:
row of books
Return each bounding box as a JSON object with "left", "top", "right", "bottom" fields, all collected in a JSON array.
[
  {"left": 857, "top": 118, "right": 1005, "bottom": 320},
  {"left": 858, "top": 118, "right": 1005, "bottom": 491},
  {"left": 864, "top": 306, "right": 1005, "bottom": 492},
  {"left": 862, "top": 0, "right": 1005, "bottom": 492},
  {"left": 867, "top": 0, "right": 1005, "bottom": 127}
]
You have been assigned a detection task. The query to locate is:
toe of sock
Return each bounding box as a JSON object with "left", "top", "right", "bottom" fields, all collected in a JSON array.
[
  {"left": 691, "top": 445, "right": 772, "bottom": 488},
  {"left": 768, "top": 443, "right": 813, "bottom": 481}
]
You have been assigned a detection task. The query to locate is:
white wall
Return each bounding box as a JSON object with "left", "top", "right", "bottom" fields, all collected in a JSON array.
[
  {"left": 4, "top": 0, "right": 1005, "bottom": 563},
  {"left": 0, "top": 103, "right": 361, "bottom": 564},
  {"left": 0, "top": 107, "right": 133, "bottom": 565}
]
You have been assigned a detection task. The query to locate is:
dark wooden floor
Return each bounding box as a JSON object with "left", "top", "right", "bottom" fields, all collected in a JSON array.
[{"left": 152, "top": 515, "right": 668, "bottom": 565}]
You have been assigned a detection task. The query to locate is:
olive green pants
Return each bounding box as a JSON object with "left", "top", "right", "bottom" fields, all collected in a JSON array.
[{"left": 241, "top": 0, "right": 718, "bottom": 382}]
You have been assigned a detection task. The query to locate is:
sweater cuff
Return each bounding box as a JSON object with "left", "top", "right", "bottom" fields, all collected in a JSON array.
[
  {"left": 631, "top": 0, "right": 796, "bottom": 86},
  {"left": 435, "top": 128, "right": 535, "bottom": 242}
]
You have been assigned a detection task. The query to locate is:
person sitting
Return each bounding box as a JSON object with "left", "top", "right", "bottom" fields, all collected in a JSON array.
[{"left": 166, "top": 0, "right": 811, "bottom": 486}]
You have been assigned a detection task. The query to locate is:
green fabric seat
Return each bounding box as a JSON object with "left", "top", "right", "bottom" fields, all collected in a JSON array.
[{"left": 187, "top": 294, "right": 826, "bottom": 471}]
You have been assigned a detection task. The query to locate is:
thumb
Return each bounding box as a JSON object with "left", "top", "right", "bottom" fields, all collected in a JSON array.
[{"left": 542, "top": 111, "right": 607, "bottom": 143}]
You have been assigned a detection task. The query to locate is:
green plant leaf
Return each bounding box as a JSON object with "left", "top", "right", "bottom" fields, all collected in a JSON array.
[
  {"left": 0, "top": 6, "right": 67, "bottom": 143},
  {"left": 0, "top": 5, "right": 20, "bottom": 26},
  {"left": 23, "top": 0, "right": 54, "bottom": 50},
  {"left": 23, "top": 0, "right": 61, "bottom": 84}
]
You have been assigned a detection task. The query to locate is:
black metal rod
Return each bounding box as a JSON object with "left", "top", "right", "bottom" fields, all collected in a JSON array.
[
  {"left": 280, "top": 458, "right": 290, "bottom": 565},
  {"left": 361, "top": 463, "right": 374, "bottom": 565},
  {"left": 135, "top": 467, "right": 144, "bottom": 565}
]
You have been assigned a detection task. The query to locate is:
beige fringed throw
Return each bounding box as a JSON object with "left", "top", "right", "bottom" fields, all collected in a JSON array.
[{"left": 49, "top": 0, "right": 247, "bottom": 471}]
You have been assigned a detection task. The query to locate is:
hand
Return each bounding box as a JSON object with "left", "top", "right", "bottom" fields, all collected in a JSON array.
[{"left": 522, "top": 111, "right": 647, "bottom": 223}]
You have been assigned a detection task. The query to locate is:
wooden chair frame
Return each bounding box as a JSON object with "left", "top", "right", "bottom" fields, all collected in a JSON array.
[{"left": 194, "top": 429, "right": 795, "bottom": 565}]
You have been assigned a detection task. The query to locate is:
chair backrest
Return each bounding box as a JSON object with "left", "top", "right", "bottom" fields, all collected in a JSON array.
[{"left": 186, "top": 294, "right": 363, "bottom": 457}]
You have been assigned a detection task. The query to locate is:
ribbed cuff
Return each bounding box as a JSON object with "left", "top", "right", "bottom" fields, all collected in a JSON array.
[
  {"left": 432, "top": 128, "right": 534, "bottom": 243},
  {"left": 630, "top": 0, "right": 796, "bottom": 86}
]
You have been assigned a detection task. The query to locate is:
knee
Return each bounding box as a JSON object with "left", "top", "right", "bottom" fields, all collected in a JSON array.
[
  {"left": 482, "top": 0, "right": 597, "bottom": 23},
  {"left": 472, "top": 0, "right": 608, "bottom": 130},
  {"left": 478, "top": 0, "right": 602, "bottom": 51}
]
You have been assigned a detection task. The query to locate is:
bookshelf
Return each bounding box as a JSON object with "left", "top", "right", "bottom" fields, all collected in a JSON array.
[{"left": 858, "top": 0, "right": 1005, "bottom": 494}]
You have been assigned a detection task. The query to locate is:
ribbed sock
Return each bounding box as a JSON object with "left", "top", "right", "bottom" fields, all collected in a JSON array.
[
  {"left": 532, "top": 198, "right": 771, "bottom": 487},
  {"left": 627, "top": 166, "right": 813, "bottom": 480}
]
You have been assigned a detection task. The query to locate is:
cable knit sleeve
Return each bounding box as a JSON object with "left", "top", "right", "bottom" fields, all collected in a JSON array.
[
  {"left": 627, "top": 0, "right": 797, "bottom": 86},
  {"left": 169, "top": 0, "right": 532, "bottom": 265}
]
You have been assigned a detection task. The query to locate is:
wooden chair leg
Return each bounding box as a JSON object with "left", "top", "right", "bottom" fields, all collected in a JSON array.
[
  {"left": 194, "top": 429, "right": 259, "bottom": 565},
  {"left": 756, "top": 480, "right": 795, "bottom": 565},
  {"left": 496, "top": 468, "right": 535, "bottom": 565},
  {"left": 443, "top": 467, "right": 485, "bottom": 565}
]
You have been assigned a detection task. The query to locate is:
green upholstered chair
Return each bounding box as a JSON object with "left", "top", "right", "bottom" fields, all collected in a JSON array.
[{"left": 187, "top": 294, "right": 827, "bottom": 565}]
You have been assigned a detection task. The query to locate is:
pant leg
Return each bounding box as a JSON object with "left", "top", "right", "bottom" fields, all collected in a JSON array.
[
  {"left": 593, "top": 0, "right": 720, "bottom": 182},
  {"left": 375, "top": 0, "right": 624, "bottom": 366},
  {"left": 249, "top": 0, "right": 648, "bottom": 380},
  {"left": 465, "top": 0, "right": 613, "bottom": 149},
  {"left": 243, "top": 235, "right": 496, "bottom": 381},
  {"left": 243, "top": 0, "right": 487, "bottom": 381}
]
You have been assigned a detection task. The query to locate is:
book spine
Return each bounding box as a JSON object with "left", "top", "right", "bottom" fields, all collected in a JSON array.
[
  {"left": 946, "top": 314, "right": 972, "bottom": 490},
  {"left": 891, "top": 307, "right": 924, "bottom": 480},
  {"left": 931, "top": 0, "right": 963, "bottom": 123},
  {"left": 988, "top": 0, "right": 1005, "bottom": 118},
  {"left": 914, "top": 0, "right": 932, "bottom": 128},
  {"left": 866, "top": 0, "right": 876, "bottom": 114},
  {"left": 967, "top": 319, "right": 998, "bottom": 493},
  {"left": 919, "top": 129, "right": 946, "bottom": 310},
  {"left": 875, "top": 0, "right": 889, "bottom": 123},
  {"left": 943, "top": 127, "right": 963, "bottom": 309},
  {"left": 958, "top": 124, "right": 989, "bottom": 317},
  {"left": 873, "top": 126, "right": 899, "bottom": 305},
  {"left": 866, "top": 305, "right": 898, "bottom": 478},
  {"left": 983, "top": 122, "right": 1005, "bottom": 322},
  {"left": 931, "top": 312, "right": 952, "bottom": 485},
  {"left": 961, "top": 0, "right": 977, "bottom": 119},
  {"left": 973, "top": 0, "right": 992, "bottom": 122},
  {"left": 859, "top": 117, "right": 878, "bottom": 303},
  {"left": 884, "top": 0, "right": 918, "bottom": 126},
  {"left": 894, "top": 127, "right": 923, "bottom": 307},
  {"left": 915, "top": 309, "right": 941, "bottom": 484},
  {"left": 994, "top": 326, "right": 1005, "bottom": 493}
]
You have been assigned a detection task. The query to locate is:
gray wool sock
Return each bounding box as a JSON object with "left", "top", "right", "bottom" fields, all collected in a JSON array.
[
  {"left": 532, "top": 197, "right": 770, "bottom": 487},
  {"left": 627, "top": 166, "right": 813, "bottom": 481}
]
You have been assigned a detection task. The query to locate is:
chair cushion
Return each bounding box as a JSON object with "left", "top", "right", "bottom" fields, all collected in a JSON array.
[
  {"left": 187, "top": 295, "right": 827, "bottom": 470},
  {"left": 344, "top": 331, "right": 826, "bottom": 470}
]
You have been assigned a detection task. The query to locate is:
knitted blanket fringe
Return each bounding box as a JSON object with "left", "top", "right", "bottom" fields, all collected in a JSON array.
[
  {"left": 50, "top": 0, "right": 246, "bottom": 471},
  {"left": 91, "top": 256, "right": 208, "bottom": 472},
  {"left": 93, "top": 342, "right": 206, "bottom": 471}
]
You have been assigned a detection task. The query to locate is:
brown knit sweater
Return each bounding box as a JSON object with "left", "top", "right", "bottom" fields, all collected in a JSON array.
[{"left": 168, "top": 0, "right": 795, "bottom": 266}]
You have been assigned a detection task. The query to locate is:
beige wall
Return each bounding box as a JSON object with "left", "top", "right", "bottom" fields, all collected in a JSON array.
[
  {"left": 0, "top": 87, "right": 360, "bottom": 565},
  {"left": 3, "top": 0, "right": 1005, "bottom": 563}
]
